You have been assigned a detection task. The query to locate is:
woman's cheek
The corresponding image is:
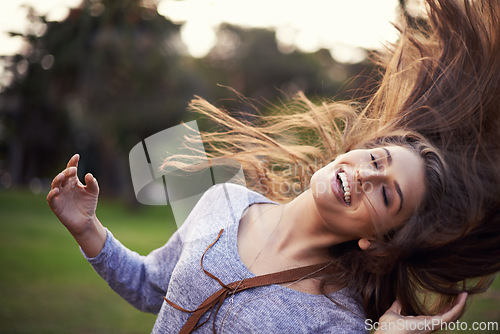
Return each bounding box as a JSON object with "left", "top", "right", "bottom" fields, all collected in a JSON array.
[{"left": 310, "top": 168, "right": 329, "bottom": 199}]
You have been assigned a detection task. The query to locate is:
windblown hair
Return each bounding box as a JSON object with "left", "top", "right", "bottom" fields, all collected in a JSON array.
[{"left": 168, "top": 0, "right": 500, "bottom": 321}]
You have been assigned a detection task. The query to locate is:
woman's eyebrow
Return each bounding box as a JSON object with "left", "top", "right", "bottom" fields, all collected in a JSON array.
[
  {"left": 394, "top": 181, "right": 404, "bottom": 213},
  {"left": 383, "top": 147, "right": 392, "bottom": 165}
]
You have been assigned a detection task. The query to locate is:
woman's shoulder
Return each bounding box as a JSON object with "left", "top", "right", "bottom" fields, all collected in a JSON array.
[
  {"left": 177, "top": 183, "right": 274, "bottom": 241},
  {"left": 198, "top": 183, "right": 274, "bottom": 211}
]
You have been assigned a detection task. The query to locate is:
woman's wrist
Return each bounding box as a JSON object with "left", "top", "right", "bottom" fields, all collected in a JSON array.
[{"left": 72, "top": 216, "right": 107, "bottom": 258}]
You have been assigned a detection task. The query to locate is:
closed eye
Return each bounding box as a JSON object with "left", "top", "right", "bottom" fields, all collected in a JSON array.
[
  {"left": 382, "top": 186, "right": 389, "bottom": 207},
  {"left": 370, "top": 153, "right": 379, "bottom": 170}
]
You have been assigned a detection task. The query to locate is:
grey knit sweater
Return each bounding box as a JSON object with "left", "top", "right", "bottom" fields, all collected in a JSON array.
[{"left": 84, "top": 183, "right": 367, "bottom": 333}]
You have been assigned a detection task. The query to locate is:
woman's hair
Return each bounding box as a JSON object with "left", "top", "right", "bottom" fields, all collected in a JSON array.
[{"left": 170, "top": 0, "right": 500, "bottom": 321}]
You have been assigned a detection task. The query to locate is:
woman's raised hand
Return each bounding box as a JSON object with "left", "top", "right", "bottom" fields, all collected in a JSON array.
[
  {"left": 47, "top": 154, "right": 107, "bottom": 257},
  {"left": 47, "top": 154, "right": 98, "bottom": 234},
  {"left": 374, "top": 292, "right": 468, "bottom": 334}
]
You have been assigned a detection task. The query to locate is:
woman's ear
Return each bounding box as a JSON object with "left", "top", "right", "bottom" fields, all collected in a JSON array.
[
  {"left": 358, "top": 238, "right": 389, "bottom": 256},
  {"left": 358, "top": 238, "right": 372, "bottom": 251}
]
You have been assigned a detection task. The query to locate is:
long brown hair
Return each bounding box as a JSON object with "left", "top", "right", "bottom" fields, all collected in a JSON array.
[{"left": 167, "top": 0, "right": 500, "bottom": 321}]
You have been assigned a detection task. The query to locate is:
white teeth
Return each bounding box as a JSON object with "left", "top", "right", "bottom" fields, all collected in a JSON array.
[{"left": 338, "top": 171, "right": 351, "bottom": 205}]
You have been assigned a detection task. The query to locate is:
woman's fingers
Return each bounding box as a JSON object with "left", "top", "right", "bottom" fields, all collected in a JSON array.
[
  {"left": 66, "top": 154, "right": 79, "bottom": 169},
  {"left": 388, "top": 299, "right": 402, "bottom": 315},
  {"left": 84, "top": 173, "right": 99, "bottom": 194},
  {"left": 46, "top": 186, "right": 59, "bottom": 202},
  {"left": 50, "top": 155, "right": 79, "bottom": 190},
  {"left": 59, "top": 166, "right": 77, "bottom": 188},
  {"left": 375, "top": 293, "right": 468, "bottom": 334},
  {"left": 51, "top": 173, "right": 64, "bottom": 189},
  {"left": 64, "top": 166, "right": 77, "bottom": 177},
  {"left": 57, "top": 154, "right": 80, "bottom": 186},
  {"left": 440, "top": 292, "right": 468, "bottom": 323}
]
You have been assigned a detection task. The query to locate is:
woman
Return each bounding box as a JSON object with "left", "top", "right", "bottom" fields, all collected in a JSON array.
[
  {"left": 181, "top": 0, "right": 500, "bottom": 321},
  {"left": 47, "top": 0, "right": 499, "bottom": 332}
]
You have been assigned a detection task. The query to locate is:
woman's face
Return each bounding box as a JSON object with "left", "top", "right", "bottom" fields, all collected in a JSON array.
[{"left": 310, "top": 145, "right": 426, "bottom": 242}]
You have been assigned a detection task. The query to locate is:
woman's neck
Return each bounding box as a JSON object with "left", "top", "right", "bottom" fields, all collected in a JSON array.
[
  {"left": 239, "top": 189, "right": 347, "bottom": 271},
  {"left": 269, "top": 189, "right": 347, "bottom": 264},
  {"left": 238, "top": 190, "right": 347, "bottom": 294}
]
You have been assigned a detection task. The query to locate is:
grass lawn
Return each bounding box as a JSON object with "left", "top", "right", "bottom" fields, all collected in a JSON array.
[
  {"left": 0, "top": 189, "right": 499, "bottom": 333},
  {"left": 0, "top": 189, "right": 176, "bottom": 334}
]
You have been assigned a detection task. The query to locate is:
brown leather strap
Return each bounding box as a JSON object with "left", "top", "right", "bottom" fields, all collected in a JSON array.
[{"left": 164, "top": 229, "right": 333, "bottom": 334}]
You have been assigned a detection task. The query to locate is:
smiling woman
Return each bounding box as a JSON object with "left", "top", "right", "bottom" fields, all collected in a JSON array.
[
  {"left": 178, "top": 0, "right": 500, "bottom": 325},
  {"left": 309, "top": 145, "right": 426, "bottom": 243},
  {"left": 47, "top": 0, "right": 500, "bottom": 333}
]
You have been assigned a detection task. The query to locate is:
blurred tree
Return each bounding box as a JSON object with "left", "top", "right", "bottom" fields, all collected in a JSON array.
[
  {"left": 399, "top": 0, "right": 431, "bottom": 31},
  {"left": 0, "top": 0, "right": 196, "bottom": 196},
  {"left": 192, "top": 24, "right": 376, "bottom": 114}
]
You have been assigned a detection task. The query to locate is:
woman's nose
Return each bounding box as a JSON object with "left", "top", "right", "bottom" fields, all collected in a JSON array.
[
  {"left": 355, "top": 167, "right": 386, "bottom": 194},
  {"left": 357, "top": 165, "right": 386, "bottom": 182}
]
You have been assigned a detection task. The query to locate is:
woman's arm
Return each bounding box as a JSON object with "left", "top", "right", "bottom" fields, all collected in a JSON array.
[
  {"left": 47, "top": 154, "right": 106, "bottom": 257},
  {"left": 47, "top": 154, "right": 184, "bottom": 313}
]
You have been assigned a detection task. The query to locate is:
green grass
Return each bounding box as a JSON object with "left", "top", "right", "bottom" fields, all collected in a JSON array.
[
  {"left": 0, "top": 189, "right": 499, "bottom": 333},
  {"left": 0, "top": 189, "right": 176, "bottom": 334}
]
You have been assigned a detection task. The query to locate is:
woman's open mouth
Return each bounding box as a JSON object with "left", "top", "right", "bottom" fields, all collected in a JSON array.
[{"left": 333, "top": 169, "right": 351, "bottom": 205}]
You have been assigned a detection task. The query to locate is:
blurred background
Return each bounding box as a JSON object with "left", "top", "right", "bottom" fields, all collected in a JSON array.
[
  {"left": 0, "top": 0, "right": 399, "bottom": 197},
  {"left": 0, "top": 0, "right": 498, "bottom": 333}
]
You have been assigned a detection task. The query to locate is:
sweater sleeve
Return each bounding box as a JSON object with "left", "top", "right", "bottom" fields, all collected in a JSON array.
[{"left": 82, "top": 228, "right": 183, "bottom": 314}]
